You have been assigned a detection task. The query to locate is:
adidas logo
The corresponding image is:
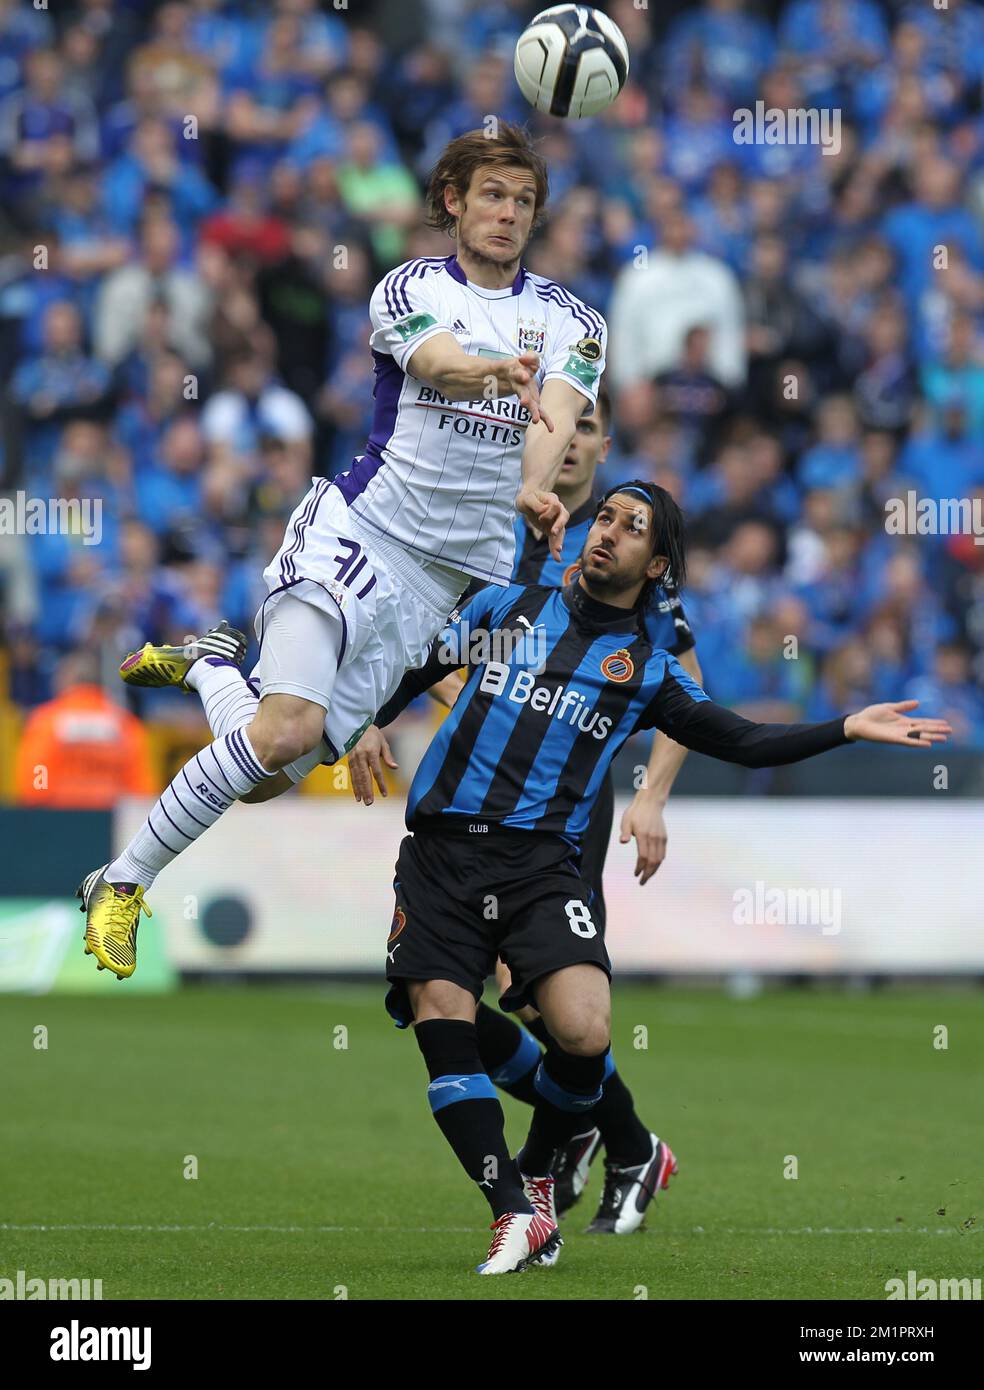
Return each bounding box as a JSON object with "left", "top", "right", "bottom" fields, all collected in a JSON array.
[{"left": 451, "top": 319, "right": 467, "bottom": 334}]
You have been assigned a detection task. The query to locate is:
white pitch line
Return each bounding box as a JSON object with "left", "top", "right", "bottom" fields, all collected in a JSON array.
[{"left": 0, "top": 1223, "right": 968, "bottom": 1236}]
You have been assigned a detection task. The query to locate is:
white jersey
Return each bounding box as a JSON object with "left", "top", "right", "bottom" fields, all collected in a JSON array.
[{"left": 333, "top": 254, "right": 608, "bottom": 585}]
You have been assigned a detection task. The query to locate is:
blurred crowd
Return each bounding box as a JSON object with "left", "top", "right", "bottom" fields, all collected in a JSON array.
[{"left": 1, "top": 0, "right": 984, "bottom": 752}]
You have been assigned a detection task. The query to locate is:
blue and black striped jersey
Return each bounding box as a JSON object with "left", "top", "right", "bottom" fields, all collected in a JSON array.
[
  {"left": 377, "top": 581, "right": 849, "bottom": 846},
  {"left": 511, "top": 494, "right": 695, "bottom": 656}
]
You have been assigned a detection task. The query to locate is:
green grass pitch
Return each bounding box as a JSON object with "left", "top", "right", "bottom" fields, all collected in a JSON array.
[{"left": 2, "top": 985, "right": 981, "bottom": 1300}]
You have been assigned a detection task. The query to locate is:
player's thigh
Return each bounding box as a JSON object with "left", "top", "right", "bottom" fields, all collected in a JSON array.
[
  {"left": 323, "top": 567, "right": 455, "bottom": 763},
  {"left": 383, "top": 833, "right": 497, "bottom": 1028},
  {"left": 255, "top": 592, "right": 344, "bottom": 715},
  {"left": 497, "top": 848, "right": 611, "bottom": 1020}
]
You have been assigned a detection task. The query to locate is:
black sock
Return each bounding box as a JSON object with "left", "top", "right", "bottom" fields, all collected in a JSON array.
[
  {"left": 518, "top": 1042, "right": 609, "bottom": 1177},
  {"left": 415, "top": 1018, "right": 530, "bottom": 1218},
  {"left": 474, "top": 1002, "right": 542, "bottom": 1107},
  {"left": 589, "top": 1068, "right": 653, "bottom": 1167},
  {"left": 523, "top": 1014, "right": 553, "bottom": 1048}
]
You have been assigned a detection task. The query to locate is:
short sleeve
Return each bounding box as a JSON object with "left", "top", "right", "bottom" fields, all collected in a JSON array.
[
  {"left": 542, "top": 303, "right": 608, "bottom": 409},
  {"left": 635, "top": 654, "right": 709, "bottom": 733},
  {"left": 643, "top": 584, "right": 696, "bottom": 656},
  {"left": 368, "top": 263, "right": 451, "bottom": 372}
]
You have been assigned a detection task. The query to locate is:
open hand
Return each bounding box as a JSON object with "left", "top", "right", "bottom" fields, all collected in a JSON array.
[{"left": 844, "top": 701, "right": 952, "bottom": 748}]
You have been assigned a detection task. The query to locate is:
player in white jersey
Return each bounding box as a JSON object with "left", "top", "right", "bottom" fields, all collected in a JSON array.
[{"left": 79, "top": 123, "right": 610, "bottom": 979}]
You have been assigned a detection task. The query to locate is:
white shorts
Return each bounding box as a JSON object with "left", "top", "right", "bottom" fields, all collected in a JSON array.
[{"left": 252, "top": 480, "right": 469, "bottom": 779}]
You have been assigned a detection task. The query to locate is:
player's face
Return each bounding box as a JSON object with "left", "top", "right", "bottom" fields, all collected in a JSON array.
[
  {"left": 450, "top": 164, "right": 538, "bottom": 269},
  {"left": 557, "top": 402, "right": 611, "bottom": 497},
  {"left": 578, "top": 494, "right": 668, "bottom": 603}
]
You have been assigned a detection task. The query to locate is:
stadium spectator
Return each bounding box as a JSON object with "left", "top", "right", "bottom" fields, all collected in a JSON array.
[
  {"left": 100, "top": 115, "right": 219, "bottom": 243},
  {"left": 13, "top": 648, "right": 155, "bottom": 808},
  {"left": 94, "top": 214, "right": 214, "bottom": 370},
  {"left": 0, "top": 47, "right": 99, "bottom": 201},
  {"left": 853, "top": 295, "right": 920, "bottom": 433},
  {"left": 796, "top": 394, "right": 862, "bottom": 494},
  {"left": 336, "top": 121, "right": 420, "bottom": 266},
  {"left": 664, "top": 0, "right": 776, "bottom": 108},
  {"left": 922, "top": 312, "right": 984, "bottom": 437},
  {"left": 708, "top": 608, "right": 813, "bottom": 721},
  {"left": 609, "top": 207, "right": 746, "bottom": 393},
  {"left": 654, "top": 325, "right": 733, "bottom": 466},
  {"left": 8, "top": 299, "right": 111, "bottom": 481},
  {"left": 199, "top": 343, "right": 313, "bottom": 474}
]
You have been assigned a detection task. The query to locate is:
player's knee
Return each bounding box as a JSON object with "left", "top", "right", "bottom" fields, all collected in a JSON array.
[
  {"left": 551, "top": 1012, "right": 610, "bottom": 1057},
  {"left": 410, "top": 979, "right": 474, "bottom": 1021},
  {"left": 249, "top": 710, "right": 324, "bottom": 771}
]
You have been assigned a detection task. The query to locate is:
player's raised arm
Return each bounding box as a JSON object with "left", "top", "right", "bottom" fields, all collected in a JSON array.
[
  {"left": 516, "top": 377, "right": 589, "bottom": 562},
  {"left": 406, "top": 335, "right": 552, "bottom": 426},
  {"left": 643, "top": 662, "right": 951, "bottom": 767}
]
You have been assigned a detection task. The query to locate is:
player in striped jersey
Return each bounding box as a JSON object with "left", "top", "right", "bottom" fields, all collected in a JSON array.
[
  {"left": 362, "top": 481, "right": 949, "bottom": 1273},
  {"left": 354, "top": 387, "right": 704, "bottom": 1236},
  {"left": 78, "top": 123, "right": 611, "bottom": 979}
]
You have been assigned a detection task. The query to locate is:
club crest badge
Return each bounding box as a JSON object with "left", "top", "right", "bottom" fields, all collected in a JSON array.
[
  {"left": 387, "top": 905, "right": 407, "bottom": 945},
  {"left": 601, "top": 648, "right": 634, "bottom": 683},
  {"left": 518, "top": 319, "right": 546, "bottom": 355}
]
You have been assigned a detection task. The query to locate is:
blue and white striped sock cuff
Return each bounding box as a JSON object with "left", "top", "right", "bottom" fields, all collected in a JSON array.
[
  {"left": 427, "top": 1073, "right": 497, "bottom": 1113},
  {"left": 534, "top": 1061, "right": 603, "bottom": 1112},
  {"left": 603, "top": 1051, "right": 616, "bottom": 1082},
  {"left": 489, "top": 1029, "right": 541, "bottom": 1087}
]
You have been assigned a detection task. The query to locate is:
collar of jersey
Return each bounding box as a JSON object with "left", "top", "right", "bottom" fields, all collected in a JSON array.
[
  {"left": 445, "top": 254, "right": 527, "bottom": 297},
  {"left": 562, "top": 580, "right": 642, "bottom": 634}
]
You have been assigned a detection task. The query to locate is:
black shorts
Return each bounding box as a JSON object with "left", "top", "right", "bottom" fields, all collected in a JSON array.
[
  {"left": 384, "top": 823, "right": 612, "bottom": 1027},
  {"left": 577, "top": 772, "right": 615, "bottom": 935}
]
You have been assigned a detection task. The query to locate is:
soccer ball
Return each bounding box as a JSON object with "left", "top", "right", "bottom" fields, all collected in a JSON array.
[{"left": 513, "top": 4, "right": 629, "bottom": 120}]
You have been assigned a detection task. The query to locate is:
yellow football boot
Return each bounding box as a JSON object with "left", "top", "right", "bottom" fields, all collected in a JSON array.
[
  {"left": 119, "top": 619, "right": 246, "bottom": 691},
  {"left": 77, "top": 865, "right": 153, "bottom": 980}
]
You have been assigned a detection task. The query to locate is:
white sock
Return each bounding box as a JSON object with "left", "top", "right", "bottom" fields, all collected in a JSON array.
[
  {"left": 105, "top": 728, "right": 274, "bottom": 890},
  {"left": 186, "top": 657, "right": 259, "bottom": 737}
]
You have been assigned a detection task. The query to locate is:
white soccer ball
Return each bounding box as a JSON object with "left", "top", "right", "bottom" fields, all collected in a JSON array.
[{"left": 514, "top": 4, "right": 629, "bottom": 120}]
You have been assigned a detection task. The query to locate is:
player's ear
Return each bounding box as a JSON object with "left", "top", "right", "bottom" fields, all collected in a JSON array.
[{"left": 648, "top": 554, "right": 669, "bottom": 583}]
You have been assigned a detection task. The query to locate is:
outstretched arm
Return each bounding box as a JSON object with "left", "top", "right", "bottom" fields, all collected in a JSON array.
[
  {"left": 516, "top": 377, "right": 586, "bottom": 560},
  {"left": 649, "top": 666, "right": 950, "bottom": 767}
]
